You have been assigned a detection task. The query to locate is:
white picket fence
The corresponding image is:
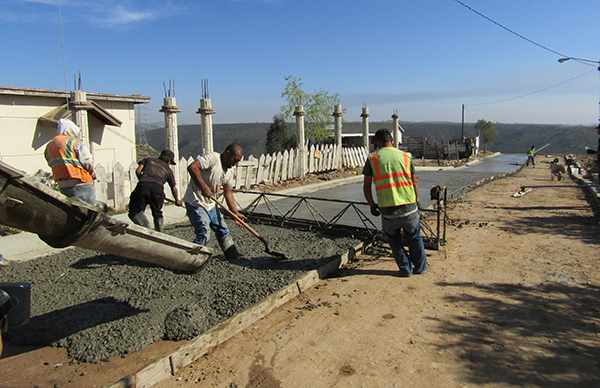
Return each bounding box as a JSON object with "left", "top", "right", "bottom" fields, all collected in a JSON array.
[{"left": 95, "top": 144, "right": 368, "bottom": 211}]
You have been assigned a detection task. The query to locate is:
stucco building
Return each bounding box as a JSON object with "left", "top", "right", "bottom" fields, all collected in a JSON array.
[{"left": 0, "top": 86, "right": 150, "bottom": 176}]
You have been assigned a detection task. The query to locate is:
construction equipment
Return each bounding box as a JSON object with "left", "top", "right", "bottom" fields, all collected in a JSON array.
[
  {"left": 210, "top": 196, "right": 289, "bottom": 260},
  {"left": 0, "top": 161, "right": 212, "bottom": 272}
]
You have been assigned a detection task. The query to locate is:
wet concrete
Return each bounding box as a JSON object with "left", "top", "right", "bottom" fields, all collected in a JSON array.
[
  {"left": 243, "top": 154, "right": 524, "bottom": 228},
  {"left": 0, "top": 222, "right": 360, "bottom": 363}
]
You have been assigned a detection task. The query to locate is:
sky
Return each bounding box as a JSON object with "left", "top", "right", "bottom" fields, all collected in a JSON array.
[{"left": 2, "top": 0, "right": 600, "bottom": 126}]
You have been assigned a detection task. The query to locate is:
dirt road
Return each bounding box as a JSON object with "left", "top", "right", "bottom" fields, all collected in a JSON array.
[{"left": 158, "top": 160, "right": 600, "bottom": 388}]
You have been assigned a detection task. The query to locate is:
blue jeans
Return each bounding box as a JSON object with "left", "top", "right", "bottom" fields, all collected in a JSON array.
[
  {"left": 60, "top": 184, "right": 96, "bottom": 205},
  {"left": 185, "top": 203, "right": 233, "bottom": 250},
  {"left": 381, "top": 210, "right": 428, "bottom": 276}
]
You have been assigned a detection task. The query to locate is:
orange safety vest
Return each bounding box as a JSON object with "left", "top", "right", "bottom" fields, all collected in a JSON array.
[
  {"left": 369, "top": 147, "right": 416, "bottom": 207},
  {"left": 45, "top": 135, "right": 93, "bottom": 183}
]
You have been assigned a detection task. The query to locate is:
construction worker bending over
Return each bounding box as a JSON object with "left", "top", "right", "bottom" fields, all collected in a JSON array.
[
  {"left": 184, "top": 143, "right": 246, "bottom": 259},
  {"left": 363, "top": 129, "right": 428, "bottom": 277},
  {"left": 128, "top": 149, "right": 182, "bottom": 232},
  {"left": 44, "top": 118, "right": 96, "bottom": 205}
]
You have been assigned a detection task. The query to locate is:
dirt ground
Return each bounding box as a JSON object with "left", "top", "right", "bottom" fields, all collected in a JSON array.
[
  {"left": 2, "top": 154, "right": 600, "bottom": 388},
  {"left": 155, "top": 156, "right": 600, "bottom": 388}
]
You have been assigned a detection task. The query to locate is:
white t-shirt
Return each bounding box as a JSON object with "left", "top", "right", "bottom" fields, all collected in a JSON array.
[{"left": 184, "top": 152, "right": 234, "bottom": 210}]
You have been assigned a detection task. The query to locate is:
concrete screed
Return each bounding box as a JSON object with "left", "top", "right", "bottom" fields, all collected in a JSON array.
[{"left": 0, "top": 222, "right": 361, "bottom": 363}]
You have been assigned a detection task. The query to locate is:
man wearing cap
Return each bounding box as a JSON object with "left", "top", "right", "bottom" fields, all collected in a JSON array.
[
  {"left": 363, "top": 128, "right": 428, "bottom": 277},
  {"left": 128, "top": 149, "right": 182, "bottom": 232},
  {"left": 44, "top": 118, "right": 97, "bottom": 204}
]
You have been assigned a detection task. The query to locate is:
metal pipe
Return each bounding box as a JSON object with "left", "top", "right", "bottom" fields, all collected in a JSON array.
[{"left": 0, "top": 161, "right": 211, "bottom": 272}]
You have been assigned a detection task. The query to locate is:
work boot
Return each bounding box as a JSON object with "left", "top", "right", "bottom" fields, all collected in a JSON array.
[
  {"left": 218, "top": 233, "right": 239, "bottom": 259},
  {"left": 130, "top": 212, "right": 151, "bottom": 228},
  {"left": 154, "top": 217, "right": 164, "bottom": 232},
  {"left": 223, "top": 245, "right": 241, "bottom": 260}
]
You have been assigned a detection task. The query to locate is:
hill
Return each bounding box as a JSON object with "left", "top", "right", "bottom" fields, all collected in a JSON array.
[{"left": 144, "top": 121, "right": 599, "bottom": 159}]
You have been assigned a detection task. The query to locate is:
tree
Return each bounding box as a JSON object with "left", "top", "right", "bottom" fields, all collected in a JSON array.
[
  {"left": 474, "top": 119, "right": 497, "bottom": 153},
  {"left": 279, "top": 76, "right": 341, "bottom": 143},
  {"left": 266, "top": 114, "right": 293, "bottom": 154}
]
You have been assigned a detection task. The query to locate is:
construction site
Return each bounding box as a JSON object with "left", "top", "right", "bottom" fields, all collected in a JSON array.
[{"left": 1, "top": 150, "right": 599, "bottom": 387}]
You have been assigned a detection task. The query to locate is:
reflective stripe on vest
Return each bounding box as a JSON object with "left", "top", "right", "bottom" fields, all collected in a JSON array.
[
  {"left": 369, "top": 147, "right": 416, "bottom": 207},
  {"left": 46, "top": 135, "right": 93, "bottom": 183}
]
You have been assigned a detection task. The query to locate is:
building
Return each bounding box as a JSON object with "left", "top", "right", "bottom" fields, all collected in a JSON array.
[{"left": 0, "top": 86, "right": 150, "bottom": 176}]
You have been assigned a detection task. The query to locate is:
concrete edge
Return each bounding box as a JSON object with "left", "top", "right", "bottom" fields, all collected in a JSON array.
[{"left": 104, "top": 241, "right": 367, "bottom": 388}]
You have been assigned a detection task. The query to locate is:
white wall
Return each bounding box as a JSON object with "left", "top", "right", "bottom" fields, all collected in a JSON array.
[{"left": 0, "top": 88, "right": 148, "bottom": 175}]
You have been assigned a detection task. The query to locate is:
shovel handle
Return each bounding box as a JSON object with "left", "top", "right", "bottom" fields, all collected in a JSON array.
[{"left": 210, "top": 196, "right": 261, "bottom": 238}]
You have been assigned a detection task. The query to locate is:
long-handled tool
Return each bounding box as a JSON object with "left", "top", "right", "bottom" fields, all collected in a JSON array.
[{"left": 210, "top": 196, "right": 289, "bottom": 260}]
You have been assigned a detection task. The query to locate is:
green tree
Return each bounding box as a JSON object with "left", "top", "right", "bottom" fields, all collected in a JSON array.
[
  {"left": 266, "top": 114, "right": 292, "bottom": 154},
  {"left": 474, "top": 119, "right": 497, "bottom": 153},
  {"left": 279, "top": 76, "right": 342, "bottom": 143}
]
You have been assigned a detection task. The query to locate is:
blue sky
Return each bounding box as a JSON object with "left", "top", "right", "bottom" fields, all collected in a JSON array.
[{"left": 2, "top": 0, "right": 599, "bottom": 126}]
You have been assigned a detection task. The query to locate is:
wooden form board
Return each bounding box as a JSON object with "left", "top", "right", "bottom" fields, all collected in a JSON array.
[{"left": 105, "top": 241, "right": 365, "bottom": 388}]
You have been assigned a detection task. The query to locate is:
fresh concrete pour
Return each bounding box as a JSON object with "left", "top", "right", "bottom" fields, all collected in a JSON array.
[{"left": 1, "top": 222, "right": 361, "bottom": 363}]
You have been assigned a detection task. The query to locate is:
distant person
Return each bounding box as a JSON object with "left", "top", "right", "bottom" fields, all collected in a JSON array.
[
  {"left": 526, "top": 145, "right": 536, "bottom": 167},
  {"left": 44, "top": 118, "right": 96, "bottom": 204},
  {"left": 128, "top": 149, "right": 182, "bottom": 232},
  {"left": 363, "top": 128, "right": 428, "bottom": 277},
  {"left": 184, "top": 143, "right": 246, "bottom": 259}
]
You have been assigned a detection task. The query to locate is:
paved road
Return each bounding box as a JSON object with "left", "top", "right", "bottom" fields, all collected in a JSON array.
[{"left": 241, "top": 154, "right": 524, "bottom": 228}]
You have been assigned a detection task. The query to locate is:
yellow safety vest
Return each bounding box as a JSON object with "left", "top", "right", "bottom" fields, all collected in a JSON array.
[
  {"left": 45, "top": 135, "right": 93, "bottom": 183},
  {"left": 369, "top": 147, "right": 416, "bottom": 207}
]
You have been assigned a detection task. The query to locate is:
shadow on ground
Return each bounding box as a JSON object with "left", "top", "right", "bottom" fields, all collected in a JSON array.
[{"left": 432, "top": 281, "right": 600, "bottom": 387}]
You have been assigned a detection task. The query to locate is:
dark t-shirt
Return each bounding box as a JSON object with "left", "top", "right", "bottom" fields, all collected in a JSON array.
[{"left": 138, "top": 158, "right": 176, "bottom": 188}]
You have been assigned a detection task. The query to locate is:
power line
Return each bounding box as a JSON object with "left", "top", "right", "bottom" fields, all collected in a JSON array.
[
  {"left": 466, "top": 69, "right": 598, "bottom": 107},
  {"left": 454, "top": 0, "right": 597, "bottom": 68}
]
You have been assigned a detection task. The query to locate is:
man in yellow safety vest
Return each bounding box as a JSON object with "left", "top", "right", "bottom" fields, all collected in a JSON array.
[{"left": 363, "top": 128, "right": 428, "bottom": 277}]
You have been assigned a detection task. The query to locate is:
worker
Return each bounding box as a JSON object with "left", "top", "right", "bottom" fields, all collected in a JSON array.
[
  {"left": 44, "top": 118, "right": 96, "bottom": 205},
  {"left": 184, "top": 143, "right": 246, "bottom": 259},
  {"left": 363, "top": 128, "right": 428, "bottom": 277},
  {"left": 526, "top": 145, "right": 536, "bottom": 167},
  {"left": 128, "top": 149, "right": 182, "bottom": 232}
]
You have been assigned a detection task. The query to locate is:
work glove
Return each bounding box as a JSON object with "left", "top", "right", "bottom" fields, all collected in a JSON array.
[{"left": 370, "top": 204, "right": 380, "bottom": 217}]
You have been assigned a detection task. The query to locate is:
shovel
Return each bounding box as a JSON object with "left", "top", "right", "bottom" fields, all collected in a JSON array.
[{"left": 210, "top": 196, "right": 289, "bottom": 260}]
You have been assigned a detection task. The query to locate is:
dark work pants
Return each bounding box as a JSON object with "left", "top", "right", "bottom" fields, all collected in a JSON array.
[{"left": 128, "top": 182, "right": 165, "bottom": 219}]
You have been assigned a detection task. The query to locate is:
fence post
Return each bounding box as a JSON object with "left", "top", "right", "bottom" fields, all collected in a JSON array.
[
  {"left": 94, "top": 163, "right": 108, "bottom": 204},
  {"left": 113, "top": 162, "right": 126, "bottom": 212}
]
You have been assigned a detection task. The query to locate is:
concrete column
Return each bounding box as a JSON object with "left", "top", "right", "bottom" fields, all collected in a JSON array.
[
  {"left": 294, "top": 105, "right": 307, "bottom": 177},
  {"left": 392, "top": 112, "right": 400, "bottom": 148},
  {"left": 333, "top": 104, "right": 343, "bottom": 169},
  {"left": 361, "top": 106, "right": 370, "bottom": 150},
  {"left": 70, "top": 91, "right": 91, "bottom": 149},
  {"left": 159, "top": 97, "right": 181, "bottom": 188},
  {"left": 196, "top": 99, "right": 215, "bottom": 155}
]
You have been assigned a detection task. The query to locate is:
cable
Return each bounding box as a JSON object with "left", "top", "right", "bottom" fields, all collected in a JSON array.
[
  {"left": 454, "top": 0, "right": 597, "bottom": 68},
  {"left": 466, "top": 68, "right": 598, "bottom": 106}
]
